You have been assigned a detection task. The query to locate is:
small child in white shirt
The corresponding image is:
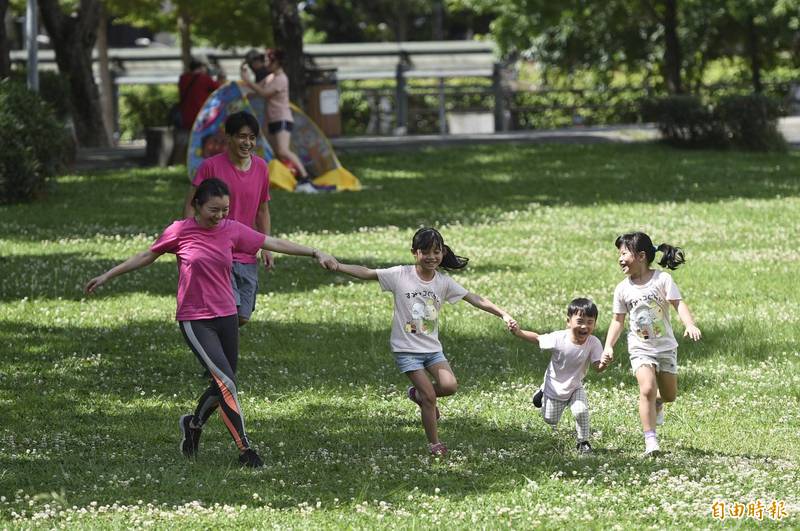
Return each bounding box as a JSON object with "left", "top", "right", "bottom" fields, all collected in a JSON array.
[{"left": 509, "top": 298, "right": 607, "bottom": 454}]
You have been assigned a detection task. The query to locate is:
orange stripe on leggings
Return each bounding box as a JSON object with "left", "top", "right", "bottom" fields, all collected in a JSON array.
[
  {"left": 212, "top": 374, "right": 241, "bottom": 415},
  {"left": 218, "top": 408, "right": 246, "bottom": 450}
]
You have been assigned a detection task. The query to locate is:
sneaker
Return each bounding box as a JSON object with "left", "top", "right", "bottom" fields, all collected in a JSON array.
[
  {"left": 429, "top": 442, "right": 448, "bottom": 457},
  {"left": 643, "top": 439, "right": 661, "bottom": 457},
  {"left": 179, "top": 414, "right": 201, "bottom": 457},
  {"left": 238, "top": 448, "right": 264, "bottom": 468},
  {"left": 576, "top": 440, "right": 593, "bottom": 454},
  {"left": 532, "top": 388, "right": 543, "bottom": 408},
  {"left": 294, "top": 181, "right": 319, "bottom": 194},
  {"left": 407, "top": 386, "right": 440, "bottom": 419},
  {"left": 655, "top": 402, "right": 664, "bottom": 426}
]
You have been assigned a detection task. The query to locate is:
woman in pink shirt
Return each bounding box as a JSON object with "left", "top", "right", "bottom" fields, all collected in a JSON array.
[
  {"left": 241, "top": 48, "right": 310, "bottom": 180},
  {"left": 85, "top": 178, "right": 338, "bottom": 468}
]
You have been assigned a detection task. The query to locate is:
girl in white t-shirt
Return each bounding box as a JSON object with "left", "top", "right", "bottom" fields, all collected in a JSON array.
[
  {"left": 602, "top": 231, "right": 701, "bottom": 456},
  {"left": 335, "top": 228, "right": 516, "bottom": 457}
]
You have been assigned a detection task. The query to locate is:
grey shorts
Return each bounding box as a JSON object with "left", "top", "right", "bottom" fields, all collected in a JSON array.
[
  {"left": 393, "top": 351, "right": 448, "bottom": 373},
  {"left": 231, "top": 261, "right": 259, "bottom": 320},
  {"left": 630, "top": 350, "right": 678, "bottom": 375}
]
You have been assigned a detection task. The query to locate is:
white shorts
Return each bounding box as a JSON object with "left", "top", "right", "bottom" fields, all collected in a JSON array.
[{"left": 630, "top": 350, "right": 678, "bottom": 375}]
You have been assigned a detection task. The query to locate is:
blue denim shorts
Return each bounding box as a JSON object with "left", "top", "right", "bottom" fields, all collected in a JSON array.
[
  {"left": 393, "top": 351, "right": 448, "bottom": 373},
  {"left": 230, "top": 261, "right": 259, "bottom": 320}
]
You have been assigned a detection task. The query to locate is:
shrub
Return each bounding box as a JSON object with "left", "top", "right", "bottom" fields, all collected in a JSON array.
[
  {"left": 640, "top": 95, "right": 726, "bottom": 148},
  {"left": 0, "top": 80, "right": 70, "bottom": 203},
  {"left": 641, "top": 93, "right": 787, "bottom": 151},
  {"left": 714, "top": 94, "right": 787, "bottom": 151},
  {"left": 119, "top": 85, "right": 178, "bottom": 140},
  {"left": 8, "top": 70, "right": 72, "bottom": 120}
]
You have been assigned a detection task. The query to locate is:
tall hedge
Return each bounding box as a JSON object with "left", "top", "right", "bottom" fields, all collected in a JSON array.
[{"left": 0, "top": 80, "right": 71, "bottom": 203}]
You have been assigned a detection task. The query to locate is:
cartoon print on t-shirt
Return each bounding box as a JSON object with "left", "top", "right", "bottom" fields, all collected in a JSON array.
[
  {"left": 406, "top": 298, "right": 439, "bottom": 334},
  {"left": 630, "top": 300, "right": 665, "bottom": 340}
]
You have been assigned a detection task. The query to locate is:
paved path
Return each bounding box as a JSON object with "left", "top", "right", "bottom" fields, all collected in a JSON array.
[{"left": 73, "top": 119, "right": 800, "bottom": 173}]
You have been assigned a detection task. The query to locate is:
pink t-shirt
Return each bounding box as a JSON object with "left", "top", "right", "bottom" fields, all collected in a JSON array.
[
  {"left": 260, "top": 71, "right": 293, "bottom": 123},
  {"left": 150, "top": 218, "right": 266, "bottom": 321},
  {"left": 193, "top": 153, "right": 270, "bottom": 264}
]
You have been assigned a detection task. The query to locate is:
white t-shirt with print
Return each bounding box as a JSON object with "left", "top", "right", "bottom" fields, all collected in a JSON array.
[
  {"left": 377, "top": 265, "right": 468, "bottom": 353},
  {"left": 539, "top": 329, "right": 603, "bottom": 400},
  {"left": 612, "top": 270, "right": 682, "bottom": 354}
]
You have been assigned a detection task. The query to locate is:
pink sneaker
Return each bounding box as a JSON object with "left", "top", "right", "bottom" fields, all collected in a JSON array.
[
  {"left": 407, "top": 386, "right": 440, "bottom": 419},
  {"left": 429, "top": 442, "right": 448, "bottom": 456}
]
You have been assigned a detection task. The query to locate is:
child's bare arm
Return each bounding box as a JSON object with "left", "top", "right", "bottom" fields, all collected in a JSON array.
[
  {"left": 602, "top": 313, "right": 626, "bottom": 365},
  {"left": 671, "top": 299, "right": 701, "bottom": 341},
  {"left": 336, "top": 263, "right": 379, "bottom": 281},
  {"left": 462, "top": 292, "right": 515, "bottom": 327},
  {"left": 508, "top": 320, "right": 540, "bottom": 344}
]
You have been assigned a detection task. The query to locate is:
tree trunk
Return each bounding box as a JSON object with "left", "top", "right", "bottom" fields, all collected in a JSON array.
[
  {"left": 661, "top": 0, "right": 683, "bottom": 94},
  {"left": 0, "top": 0, "right": 10, "bottom": 78},
  {"left": 96, "top": 4, "right": 114, "bottom": 144},
  {"left": 38, "top": 0, "right": 109, "bottom": 147},
  {"left": 746, "top": 13, "right": 762, "bottom": 94},
  {"left": 177, "top": 6, "right": 191, "bottom": 71},
  {"left": 270, "top": 0, "right": 305, "bottom": 107}
]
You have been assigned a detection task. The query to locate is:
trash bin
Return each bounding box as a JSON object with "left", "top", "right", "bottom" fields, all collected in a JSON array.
[{"left": 305, "top": 68, "right": 341, "bottom": 137}]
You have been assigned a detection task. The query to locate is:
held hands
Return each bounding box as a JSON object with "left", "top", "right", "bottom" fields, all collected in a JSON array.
[
  {"left": 312, "top": 249, "right": 339, "bottom": 271},
  {"left": 683, "top": 324, "right": 702, "bottom": 341},
  {"left": 506, "top": 317, "right": 520, "bottom": 334},
  {"left": 598, "top": 347, "right": 615, "bottom": 370}
]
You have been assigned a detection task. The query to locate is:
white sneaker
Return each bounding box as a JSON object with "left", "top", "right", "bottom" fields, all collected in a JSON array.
[
  {"left": 644, "top": 438, "right": 661, "bottom": 457},
  {"left": 655, "top": 404, "right": 664, "bottom": 426},
  {"left": 294, "top": 181, "right": 319, "bottom": 194}
]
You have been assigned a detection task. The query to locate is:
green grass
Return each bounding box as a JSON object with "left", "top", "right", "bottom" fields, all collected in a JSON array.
[{"left": 1, "top": 142, "right": 799, "bottom": 529}]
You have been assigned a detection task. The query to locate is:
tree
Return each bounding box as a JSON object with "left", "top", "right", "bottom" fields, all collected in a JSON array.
[
  {"left": 39, "top": 0, "right": 110, "bottom": 147},
  {"left": 0, "top": 0, "right": 9, "bottom": 78},
  {"left": 271, "top": 0, "right": 304, "bottom": 105}
]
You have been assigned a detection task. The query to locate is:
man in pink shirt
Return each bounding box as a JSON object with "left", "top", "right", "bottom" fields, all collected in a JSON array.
[{"left": 183, "top": 112, "right": 271, "bottom": 326}]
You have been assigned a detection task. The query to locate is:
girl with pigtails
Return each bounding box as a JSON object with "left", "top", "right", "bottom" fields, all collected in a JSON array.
[
  {"left": 602, "top": 231, "right": 701, "bottom": 457},
  {"left": 335, "top": 228, "right": 516, "bottom": 457}
]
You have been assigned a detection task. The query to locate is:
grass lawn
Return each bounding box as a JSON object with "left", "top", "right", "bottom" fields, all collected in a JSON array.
[{"left": 1, "top": 142, "right": 799, "bottom": 529}]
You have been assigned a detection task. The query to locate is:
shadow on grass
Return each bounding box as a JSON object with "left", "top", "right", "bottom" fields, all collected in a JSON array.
[
  {"left": 2, "top": 312, "right": 793, "bottom": 512},
  {"left": 0, "top": 253, "right": 370, "bottom": 302},
  {"left": 2, "top": 143, "right": 800, "bottom": 244}
]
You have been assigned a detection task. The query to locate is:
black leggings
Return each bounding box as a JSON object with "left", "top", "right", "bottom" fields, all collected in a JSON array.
[{"left": 180, "top": 315, "right": 250, "bottom": 451}]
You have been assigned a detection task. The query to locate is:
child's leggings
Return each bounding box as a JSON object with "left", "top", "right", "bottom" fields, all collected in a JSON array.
[
  {"left": 541, "top": 388, "right": 590, "bottom": 442},
  {"left": 179, "top": 315, "right": 251, "bottom": 451}
]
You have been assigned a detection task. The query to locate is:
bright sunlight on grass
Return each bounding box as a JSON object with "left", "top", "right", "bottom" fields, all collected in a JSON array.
[{"left": 1, "top": 142, "right": 799, "bottom": 528}]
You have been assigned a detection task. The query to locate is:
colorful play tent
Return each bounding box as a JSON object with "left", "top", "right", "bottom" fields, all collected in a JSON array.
[{"left": 187, "top": 81, "right": 360, "bottom": 192}]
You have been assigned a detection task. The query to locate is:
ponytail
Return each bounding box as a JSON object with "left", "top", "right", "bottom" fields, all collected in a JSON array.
[
  {"left": 615, "top": 231, "right": 686, "bottom": 270},
  {"left": 656, "top": 243, "right": 685, "bottom": 270},
  {"left": 441, "top": 244, "right": 469, "bottom": 270}
]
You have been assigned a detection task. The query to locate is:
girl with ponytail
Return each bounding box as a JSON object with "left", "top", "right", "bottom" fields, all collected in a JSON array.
[
  {"left": 334, "top": 227, "right": 516, "bottom": 457},
  {"left": 602, "top": 231, "right": 701, "bottom": 457}
]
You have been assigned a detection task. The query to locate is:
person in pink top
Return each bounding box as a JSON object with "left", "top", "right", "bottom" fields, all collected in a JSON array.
[
  {"left": 184, "top": 112, "right": 270, "bottom": 327},
  {"left": 240, "top": 48, "right": 310, "bottom": 181},
  {"left": 86, "top": 178, "right": 338, "bottom": 468}
]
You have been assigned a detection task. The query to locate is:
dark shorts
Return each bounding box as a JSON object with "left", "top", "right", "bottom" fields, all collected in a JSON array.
[
  {"left": 268, "top": 120, "right": 294, "bottom": 134},
  {"left": 231, "top": 261, "right": 259, "bottom": 321}
]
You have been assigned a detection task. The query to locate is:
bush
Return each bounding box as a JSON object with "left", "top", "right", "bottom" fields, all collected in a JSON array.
[
  {"left": 714, "top": 94, "right": 787, "bottom": 151},
  {"left": 0, "top": 80, "right": 70, "bottom": 203},
  {"left": 641, "top": 93, "right": 786, "bottom": 151},
  {"left": 640, "top": 95, "right": 725, "bottom": 148},
  {"left": 119, "top": 85, "right": 178, "bottom": 140},
  {"left": 8, "top": 70, "right": 72, "bottom": 120}
]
